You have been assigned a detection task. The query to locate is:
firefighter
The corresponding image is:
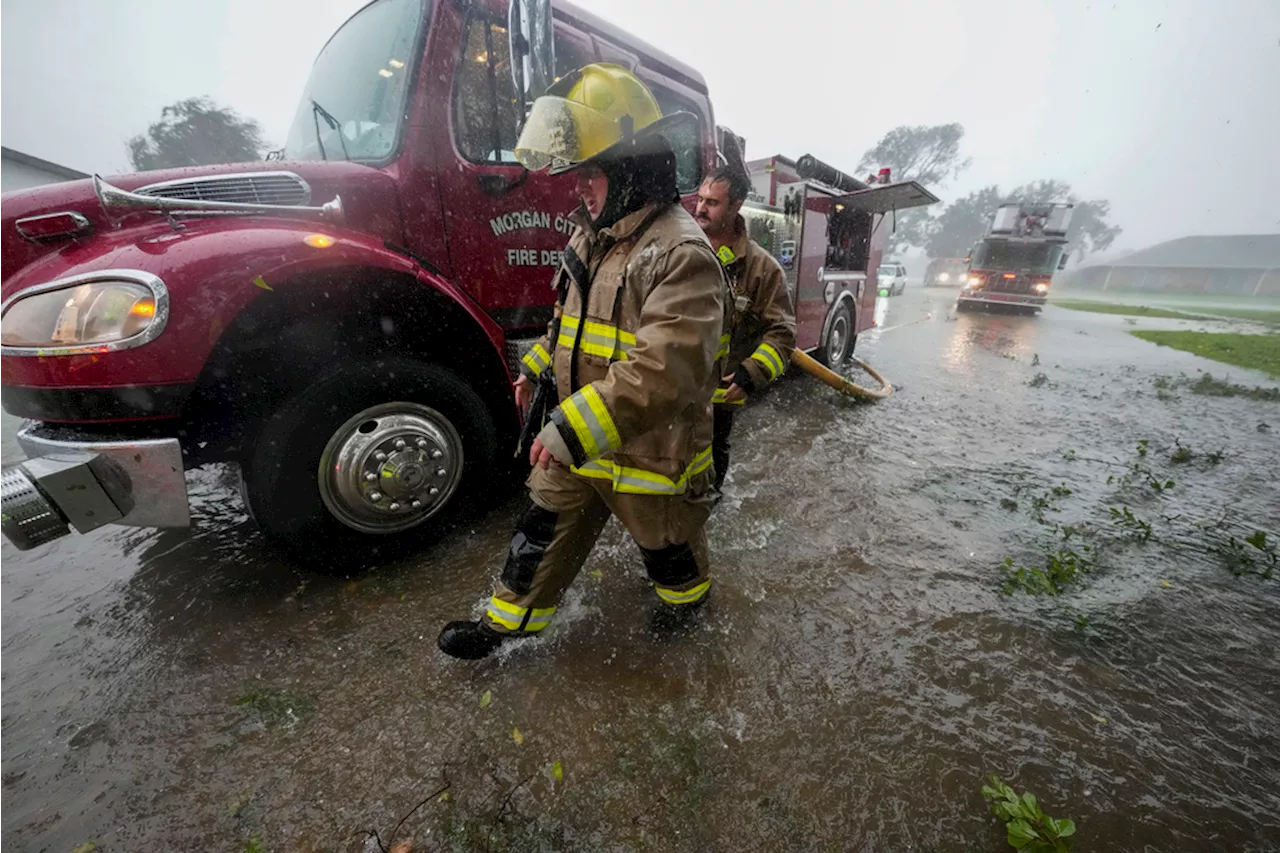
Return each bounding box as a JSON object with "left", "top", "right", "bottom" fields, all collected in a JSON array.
[
  {"left": 437, "top": 64, "right": 729, "bottom": 660},
  {"left": 693, "top": 166, "right": 797, "bottom": 491}
]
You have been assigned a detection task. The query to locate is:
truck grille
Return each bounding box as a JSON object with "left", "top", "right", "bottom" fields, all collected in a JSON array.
[
  {"left": 135, "top": 172, "right": 311, "bottom": 206},
  {"left": 989, "top": 275, "right": 1034, "bottom": 294}
]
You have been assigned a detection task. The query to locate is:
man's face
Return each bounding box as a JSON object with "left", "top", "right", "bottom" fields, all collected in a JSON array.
[
  {"left": 575, "top": 164, "right": 609, "bottom": 221},
  {"left": 695, "top": 178, "right": 741, "bottom": 237}
]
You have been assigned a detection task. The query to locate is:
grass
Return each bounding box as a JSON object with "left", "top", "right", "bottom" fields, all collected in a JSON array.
[
  {"left": 1051, "top": 299, "right": 1211, "bottom": 320},
  {"left": 1188, "top": 306, "right": 1280, "bottom": 326},
  {"left": 1131, "top": 331, "right": 1280, "bottom": 378}
]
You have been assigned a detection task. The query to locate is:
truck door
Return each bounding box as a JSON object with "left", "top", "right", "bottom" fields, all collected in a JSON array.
[
  {"left": 831, "top": 181, "right": 940, "bottom": 332},
  {"left": 428, "top": 4, "right": 596, "bottom": 333}
]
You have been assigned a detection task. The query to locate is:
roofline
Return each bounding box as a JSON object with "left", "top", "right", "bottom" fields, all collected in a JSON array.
[
  {"left": 1, "top": 146, "right": 88, "bottom": 181},
  {"left": 1079, "top": 262, "right": 1278, "bottom": 271}
]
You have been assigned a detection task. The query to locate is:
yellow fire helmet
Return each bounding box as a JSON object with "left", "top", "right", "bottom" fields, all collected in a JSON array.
[{"left": 514, "top": 63, "right": 696, "bottom": 174}]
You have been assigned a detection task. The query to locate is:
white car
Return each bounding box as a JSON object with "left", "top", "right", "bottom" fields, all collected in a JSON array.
[{"left": 876, "top": 262, "right": 908, "bottom": 296}]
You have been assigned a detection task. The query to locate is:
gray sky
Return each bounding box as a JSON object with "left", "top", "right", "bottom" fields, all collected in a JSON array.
[{"left": 2, "top": 0, "right": 1277, "bottom": 253}]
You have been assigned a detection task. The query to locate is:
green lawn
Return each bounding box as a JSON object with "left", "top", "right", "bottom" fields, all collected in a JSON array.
[
  {"left": 1051, "top": 299, "right": 1212, "bottom": 320},
  {"left": 1188, "top": 306, "right": 1280, "bottom": 325},
  {"left": 1131, "top": 331, "right": 1280, "bottom": 378}
]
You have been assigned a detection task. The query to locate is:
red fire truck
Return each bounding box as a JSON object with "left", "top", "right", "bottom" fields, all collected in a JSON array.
[
  {"left": 0, "top": 0, "right": 934, "bottom": 553},
  {"left": 957, "top": 202, "right": 1073, "bottom": 314}
]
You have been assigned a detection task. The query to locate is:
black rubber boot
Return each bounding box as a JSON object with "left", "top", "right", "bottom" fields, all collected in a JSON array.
[{"left": 437, "top": 620, "right": 506, "bottom": 660}]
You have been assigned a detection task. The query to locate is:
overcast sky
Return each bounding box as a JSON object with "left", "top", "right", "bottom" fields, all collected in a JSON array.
[{"left": 2, "top": 0, "right": 1277, "bottom": 254}]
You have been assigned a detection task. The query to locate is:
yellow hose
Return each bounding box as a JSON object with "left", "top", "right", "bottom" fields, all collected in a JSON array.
[{"left": 791, "top": 349, "right": 894, "bottom": 400}]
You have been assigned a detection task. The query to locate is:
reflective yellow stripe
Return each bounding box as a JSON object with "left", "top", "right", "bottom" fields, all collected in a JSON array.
[
  {"left": 560, "top": 385, "right": 621, "bottom": 459},
  {"left": 487, "top": 596, "right": 526, "bottom": 630},
  {"left": 524, "top": 606, "right": 556, "bottom": 632},
  {"left": 559, "top": 395, "right": 600, "bottom": 457},
  {"left": 750, "top": 342, "right": 785, "bottom": 381},
  {"left": 711, "top": 387, "right": 746, "bottom": 406},
  {"left": 570, "top": 445, "right": 713, "bottom": 495},
  {"left": 556, "top": 314, "right": 634, "bottom": 361},
  {"left": 487, "top": 597, "right": 557, "bottom": 632},
  {"left": 578, "top": 385, "right": 622, "bottom": 450},
  {"left": 521, "top": 343, "right": 551, "bottom": 376},
  {"left": 717, "top": 333, "right": 731, "bottom": 360},
  {"left": 655, "top": 580, "right": 711, "bottom": 605}
]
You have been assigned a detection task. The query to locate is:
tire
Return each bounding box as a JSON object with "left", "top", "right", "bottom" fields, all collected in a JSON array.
[
  {"left": 240, "top": 358, "right": 497, "bottom": 569},
  {"left": 816, "top": 302, "right": 855, "bottom": 368}
]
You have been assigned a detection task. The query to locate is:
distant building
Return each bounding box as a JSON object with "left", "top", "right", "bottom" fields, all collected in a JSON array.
[
  {"left": 2, "top": 146, "right": 88, "bottom": 193},
  {"left": 1065, "top": 234, "right": 1280, "bottom": 296}
]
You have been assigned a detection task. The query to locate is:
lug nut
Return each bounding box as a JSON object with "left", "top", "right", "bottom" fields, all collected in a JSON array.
[
  {"left": 417, "top": 438, "right": 428, "bottom": 449},
  {"left": 388, "top": 501, "right": 401, "bottom": 511},
  {"left": 436, "top": 468, "right": 447, "bottom": 477},
  {"left": 429, "top": 487, "right": 440, "bottom": 496},
  {"left": 365, "top": 472, "right": 377, "bottom": 482},
  {"left": 411, "top": 499, "right": 422, "bottom": 509},
  {"left": 369, "top": 491, "right": 383, "bottom": 502},
  {"left": 431, "top": 449, "right": 443, "bottom": 459},
  {"left": 374, "top": 451, "right": 387, "bottom": 462}
]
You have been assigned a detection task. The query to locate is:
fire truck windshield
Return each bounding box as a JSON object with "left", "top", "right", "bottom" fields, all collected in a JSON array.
[
  {"left": 281, "top": 0, "right": 427, "bottom": 163},
  {"left": 970, "top": 241, "right": 1064, "bottom": 274}
]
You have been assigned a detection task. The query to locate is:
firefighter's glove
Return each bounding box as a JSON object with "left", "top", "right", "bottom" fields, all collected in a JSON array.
[{"left": 733, "top": 364, "right": 758, "bottom": 395}]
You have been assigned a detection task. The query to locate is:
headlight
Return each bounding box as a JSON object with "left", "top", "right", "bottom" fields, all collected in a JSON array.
[
  {"left": 1034, "top": 282, "right": 1050, "bottom": 293},
  {"left": 964, "top": 275, "right": 984, "bottom": 289},
  {"left": 1, "top": 271, "right": 167, "bottom": 353},
  {"left": 938, "top": 272, "right": 950, "bottom": 282}
]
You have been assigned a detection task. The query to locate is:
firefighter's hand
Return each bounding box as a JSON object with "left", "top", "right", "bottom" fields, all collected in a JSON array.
[
  {"left": 530, "top": 438, "right": 556, "bottom": 470},
  {"left": 514, "top": 374, "right": 534, "bottom": 414},
  {"left": 721, "top": 373, "right": 748, "bottom": 404}
]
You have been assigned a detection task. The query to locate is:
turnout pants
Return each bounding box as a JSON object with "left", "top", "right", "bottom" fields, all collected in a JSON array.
[{"left": 484, "top": 463, "right": 714, "bottom": 636}]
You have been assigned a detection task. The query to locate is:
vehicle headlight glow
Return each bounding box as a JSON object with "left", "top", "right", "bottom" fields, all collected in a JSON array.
[
  {"left": 938, "top": 272, "right": 950, "bottom": 282},
  {"left": 1, "top": 272, "right": 167, "bottom": 353},
  {"left": 1034, "top": 282, "right": 1050, "bottom": 293},
  {"left": 965, "top": 275, "right": 984, "bottom": 289}
]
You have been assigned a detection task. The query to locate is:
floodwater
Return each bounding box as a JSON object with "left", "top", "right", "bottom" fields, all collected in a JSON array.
[{"left": 3, "top": 292, "right": 1278, "bottom": 852}]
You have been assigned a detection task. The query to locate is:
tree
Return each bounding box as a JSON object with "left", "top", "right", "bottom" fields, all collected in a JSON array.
[
  {"left": 856, "top": 123, "right": 971, "bottom": 256},
  {"left": 926, "top": 180, "right": 1121, "bottom": 263},
  {"left": 128, "top": 97, "right": 267, "bottom": 171},
  {"left": 856, "top": 122, "right": 971, "bottom": 189}
]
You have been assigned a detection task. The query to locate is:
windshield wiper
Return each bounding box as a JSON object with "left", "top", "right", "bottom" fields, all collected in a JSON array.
[{"left": 311, "top": 99, "right": 351, "bottom": 162}]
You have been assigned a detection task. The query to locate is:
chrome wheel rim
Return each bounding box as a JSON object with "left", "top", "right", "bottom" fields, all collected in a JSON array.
[
  {"left": 317, "top": 402, "right": 464, "bottom": 534},
  {"left": 829, "top": 313, "right": 850, "bottom": 363}
]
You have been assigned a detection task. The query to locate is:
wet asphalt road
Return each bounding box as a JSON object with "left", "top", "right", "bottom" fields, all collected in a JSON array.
[{"left": 3, "top": 291, "right": 1279, "bottom": 852}]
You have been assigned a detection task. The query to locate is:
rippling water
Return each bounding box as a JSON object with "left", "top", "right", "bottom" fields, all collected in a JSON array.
[{"left": 4, "top": 294, "right": 1278, "bottom": 851}]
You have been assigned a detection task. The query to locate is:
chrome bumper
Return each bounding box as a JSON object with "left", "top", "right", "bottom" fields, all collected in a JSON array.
[
  {"left": 16, "top": 423, "right": 190, "bottom": 528},
  {"left": 958, "top": 292, "right": 1046, "bottom": 306}
]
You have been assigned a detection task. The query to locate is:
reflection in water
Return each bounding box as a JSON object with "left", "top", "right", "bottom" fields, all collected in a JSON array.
[{"left": 3, "top": 298, "right": 1279, "bottom": 850}]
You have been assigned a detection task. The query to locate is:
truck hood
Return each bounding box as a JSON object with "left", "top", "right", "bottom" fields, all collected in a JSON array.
[{"left": 2, "top": 160, "right": 405, "bottom": 293}]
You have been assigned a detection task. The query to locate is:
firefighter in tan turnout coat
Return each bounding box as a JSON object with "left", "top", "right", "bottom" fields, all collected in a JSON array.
[
  {"left": 438, "top": 64, "right": 730, "bottom": 659},
  {"left": 694, "top": 166, "right": 797, "bottom": 490}
]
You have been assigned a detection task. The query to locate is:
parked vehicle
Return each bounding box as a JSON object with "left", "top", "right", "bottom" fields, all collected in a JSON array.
[
  {"left": 0, "top": 0, "right": 935, "bottom": 554},
  {"left": 876, "top": 261, "right": 908, "bottom": 296},
  {"left": 742, "top": 156, "right": 935, "bottom": 366}
]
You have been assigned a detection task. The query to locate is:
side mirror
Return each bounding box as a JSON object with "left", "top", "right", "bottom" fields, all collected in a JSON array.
[
  {"left": 508, "top": 0, "right": 556, "bottom": 131},
  {"left": 1058, "top": 253, "right": 1068, "bottom": 270}
]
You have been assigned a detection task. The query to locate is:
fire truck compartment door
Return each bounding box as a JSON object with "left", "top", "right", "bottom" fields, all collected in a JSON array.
[{"left": 834, "top": 181, "right": 939, "bottom": 213}]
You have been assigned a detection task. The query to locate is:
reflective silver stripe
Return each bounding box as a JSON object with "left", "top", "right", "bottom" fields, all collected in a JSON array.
[{"left": 751, "top": 343, "right": 785, "bottom": 381}]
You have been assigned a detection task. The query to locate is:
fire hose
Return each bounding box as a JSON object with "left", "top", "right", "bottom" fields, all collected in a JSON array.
[{"left": 791, "top": 349, "right": 893, "bottom": 400}]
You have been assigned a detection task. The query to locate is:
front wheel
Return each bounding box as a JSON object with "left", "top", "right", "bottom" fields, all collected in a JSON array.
[
  {"left": 240, "top": 359, "right": 498, "bottom": 566},
  {"left": 815, "top": 302, "right": 855, "bottom": 367}
]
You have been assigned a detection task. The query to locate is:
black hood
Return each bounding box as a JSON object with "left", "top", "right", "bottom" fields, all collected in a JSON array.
[{"left": 593, "top": 135, "right": 679, "bottom": 230}]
